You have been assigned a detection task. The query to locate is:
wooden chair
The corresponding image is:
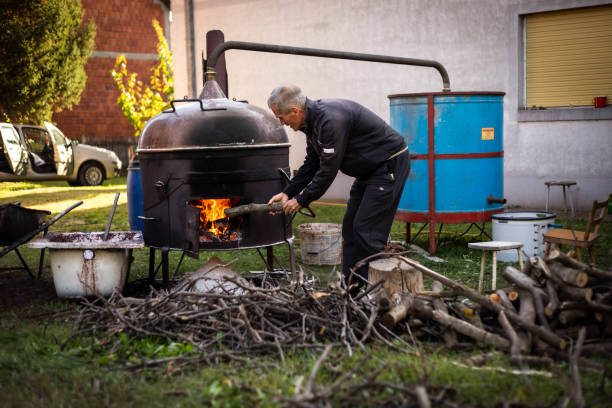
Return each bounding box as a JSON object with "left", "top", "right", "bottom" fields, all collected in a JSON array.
[{"left": 544, "top": 193, "right": 611, "bottom": 266}]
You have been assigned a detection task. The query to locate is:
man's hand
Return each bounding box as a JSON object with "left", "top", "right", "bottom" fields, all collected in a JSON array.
[
  {"left": 267, "top": 192, "right": 302, "bottom": 215},
  {"left": 268, "top": 192, "right": 288, "bottom": 215},
  {"left": 282, "top": 198, "right": 302, "bottom": 215}
]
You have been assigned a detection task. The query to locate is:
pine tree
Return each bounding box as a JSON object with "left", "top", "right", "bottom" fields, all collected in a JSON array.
[{"left": 0, "top": 0, "right": 96, "bottom": 124}]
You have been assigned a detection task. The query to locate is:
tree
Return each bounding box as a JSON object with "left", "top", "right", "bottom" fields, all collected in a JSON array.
[
  {"left": 0, "top": 0, "right": 95, "bottom": 124},
  {"left": 111, "top": 19, "right": 174, "bottom": 138}
]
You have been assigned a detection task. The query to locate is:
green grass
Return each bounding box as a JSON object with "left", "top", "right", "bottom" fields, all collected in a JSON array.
[{"left": 1, "top": 179, "right": 611, "bottom": 407}]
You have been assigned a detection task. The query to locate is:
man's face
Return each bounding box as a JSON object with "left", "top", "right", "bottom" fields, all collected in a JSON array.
[{"left": 271, "top": 105, "right": 305, "bottom": 131}]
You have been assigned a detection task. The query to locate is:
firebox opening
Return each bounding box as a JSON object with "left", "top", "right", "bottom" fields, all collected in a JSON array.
[{"left": 188, "top": 198, "right": 243, "bottom": 243}]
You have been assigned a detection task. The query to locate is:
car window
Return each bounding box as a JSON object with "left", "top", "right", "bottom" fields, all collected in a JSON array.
[
  {"left": 22, "top": 127, "right": 54, "bottom": 162},
  {"left": 49, "top": 127, "right": 67, "bottom": 146}
]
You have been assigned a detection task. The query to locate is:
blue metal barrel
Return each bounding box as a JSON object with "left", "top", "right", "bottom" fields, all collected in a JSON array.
[
  {"left": 388, "top": 92, "right": 505, "bottom": 253},
  {"left": 126, "top": 158, "right": 143, "bottom": 231}
]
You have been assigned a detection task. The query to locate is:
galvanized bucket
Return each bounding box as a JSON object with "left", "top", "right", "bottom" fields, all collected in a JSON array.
[{"left": 298, "top": 223, "right": 342, "bottom": 265}]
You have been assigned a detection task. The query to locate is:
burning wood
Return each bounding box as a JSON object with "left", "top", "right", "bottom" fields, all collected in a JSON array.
[{"left": 189, "top": 198, "right": 242, "bottom": 241}]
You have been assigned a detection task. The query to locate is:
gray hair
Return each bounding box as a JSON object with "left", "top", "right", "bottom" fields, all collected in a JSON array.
[{"left": 267, "top": 84, "right": 306, "bottom": 114}]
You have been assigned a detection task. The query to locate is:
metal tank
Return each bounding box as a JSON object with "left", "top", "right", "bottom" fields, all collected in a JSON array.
[{"left": 388, "top": 92, "right": 505, "bottom": 254}]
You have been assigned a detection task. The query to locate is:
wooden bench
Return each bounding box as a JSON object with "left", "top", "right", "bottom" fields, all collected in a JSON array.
[{"left": 468, "top": 241, "right": 524, "bottom": 292}]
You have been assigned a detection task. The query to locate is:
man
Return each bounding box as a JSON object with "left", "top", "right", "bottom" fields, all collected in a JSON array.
[{"left": 267, "top": 84, "right": 410, "bottom": 292}]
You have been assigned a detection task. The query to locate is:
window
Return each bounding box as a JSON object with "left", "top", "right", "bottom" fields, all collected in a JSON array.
[
  {"left": 524, "top": 5, "right": 612, "bottom": 108},
  {"left": 22, "top": 127, "right": 54, "bottom": 164}
]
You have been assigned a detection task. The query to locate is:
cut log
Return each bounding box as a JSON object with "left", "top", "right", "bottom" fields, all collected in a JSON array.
[
  {"left": 224, "top": 202, "right": 284, "bottom": 218},
  {"left": 557, "top": 309, "right": 587, "bottom": 326},
  {"left": 368, "top": 257, "right": 423, "bottom": 299},
  {"left": 559, "top": 299, "right": 612, "bottom": 314},
  {"left": 507, "top": 288, "right": 519, "bottom": 302},
  {"left": 535, "top": 257, "right": 566, "bottom": 289},
  {"left": 517, "top": 289, "right": 535, "bottom": 351},
  {"left": 432, "top": 309, "right": 510, "bottom": 350},
  {"left": 522, "top": 257, "right": 542, "bottom": 280},
  {"left": 395, "top": 256, "right": 566, "bottom": 350},
  {"left": 381, "top": 293, "right": 413, "bottom": 328},
  {"left": 495, "top": 289, "right": 517, "bottom": 313},
  {"left": 548, "top": 261, "right": 589, "bottom": 288},
  {"left": 547, "top": 248, "right": 612, "bottom": 281},
  {"left": 544, "top": 280, "right": 559, "bottom": 318},
  {"left": 503, "top": 266, "right": 550, "bottom": 329},
  {"left": 412, "top": 296, "right": 434, "bottom": 320},
  {"left": 555, "top": 325, "right": 600, "bottom": 341},
  {"left": 454, "top": 301, "right": 484, "bottom": 330},
  {"left": 498, "top": 310, "right": 523, "bottom": 356},
  {"left": 432, "top": 281, "right": 458, "bottom": 349},
  {"left": 558, "top": 286, "right": 593, "bottom": 302}
]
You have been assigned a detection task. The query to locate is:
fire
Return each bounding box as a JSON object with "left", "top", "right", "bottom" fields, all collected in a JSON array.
[{"left": 189, "top": 198, "right": 241, "bottom": 241}]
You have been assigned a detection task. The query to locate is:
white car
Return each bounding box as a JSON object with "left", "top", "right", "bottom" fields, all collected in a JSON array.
[{"left": 0, "top": 122, "right": 121, "bottom": 186}]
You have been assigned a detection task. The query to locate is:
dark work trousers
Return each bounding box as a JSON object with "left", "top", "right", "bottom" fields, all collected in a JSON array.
[{"left": 342, "top": 149, "right": 410, "bottom": 291}]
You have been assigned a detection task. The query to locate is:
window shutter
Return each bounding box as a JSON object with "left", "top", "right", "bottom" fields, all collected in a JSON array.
[{"left": 525, "top": 5, "right": 612, "bottom": 107}]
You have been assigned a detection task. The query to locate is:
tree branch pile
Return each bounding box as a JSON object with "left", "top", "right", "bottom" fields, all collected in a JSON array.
[{"left": 67, "top": 269, "right": 415, "bottom": 364}]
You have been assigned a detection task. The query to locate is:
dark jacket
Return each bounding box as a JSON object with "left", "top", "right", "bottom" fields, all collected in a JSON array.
[{"left": 283, "top": 98, "right": 407, "bottom": 207}]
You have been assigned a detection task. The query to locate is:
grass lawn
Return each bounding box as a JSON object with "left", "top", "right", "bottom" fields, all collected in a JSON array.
[{"left": 1, "top": 178, "right": 611, "bottom": 407}]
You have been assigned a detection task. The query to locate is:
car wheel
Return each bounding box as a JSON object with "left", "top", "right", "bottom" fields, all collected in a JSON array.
[
  {"left": 67, "top": 180, "right": 81, "bottom": 186},
  {"left": 78, "top": 162, "right": 105, "bottom": 186}
]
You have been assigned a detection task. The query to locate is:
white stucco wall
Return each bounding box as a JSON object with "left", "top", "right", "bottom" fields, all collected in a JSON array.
[{"left": 171, "top": 0, "right": 612, "bottom": 211}]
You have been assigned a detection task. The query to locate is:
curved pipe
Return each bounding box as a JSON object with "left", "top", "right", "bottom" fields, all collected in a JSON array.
[{"left": 206, "top": 40, "right": 451, "bottom": 92}]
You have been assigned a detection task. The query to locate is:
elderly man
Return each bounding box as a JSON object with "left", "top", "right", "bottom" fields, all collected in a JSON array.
[{"left": 267, "top": 84, "right": 410, "bottom": 292}]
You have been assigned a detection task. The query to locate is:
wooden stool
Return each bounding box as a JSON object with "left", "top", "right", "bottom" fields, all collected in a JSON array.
[
  {"left": 545, "top": 180, "right": 576, "bottom": 216},
  {"left": 468, "top": 241, "right": 524, "bottom": 292}
]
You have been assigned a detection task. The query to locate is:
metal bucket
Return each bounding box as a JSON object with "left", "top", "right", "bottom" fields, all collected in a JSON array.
[
  {"left": 298, "top": 223, "right": 342, "bottom": 265},
  {"left": 491, "top": 211, "right": 556, "bottom": 261}
]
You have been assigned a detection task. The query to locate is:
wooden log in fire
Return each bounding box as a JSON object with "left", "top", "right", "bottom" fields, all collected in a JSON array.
[{"left": 224, "top": 202, "right": 284, "bottom": 218}]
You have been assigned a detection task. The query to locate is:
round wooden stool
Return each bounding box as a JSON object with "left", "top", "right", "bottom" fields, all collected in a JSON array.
[
  {"left": 545, "top": 180, "right": 576, "bottom": 216},
  {"left": 468, "top": 241, "right": 524, "bottom": 292}
]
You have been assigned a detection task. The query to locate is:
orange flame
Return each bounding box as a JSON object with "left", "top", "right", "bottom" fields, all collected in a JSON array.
[{"left": 189, "top": 198, "right": 240, "bottom": 240}]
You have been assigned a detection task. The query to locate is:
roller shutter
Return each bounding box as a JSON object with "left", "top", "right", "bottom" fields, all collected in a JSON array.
[{"left": 525, "top": 5, "right": 612, "bottom": 107}]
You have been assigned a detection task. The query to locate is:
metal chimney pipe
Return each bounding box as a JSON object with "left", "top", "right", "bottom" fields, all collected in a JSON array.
[{"left": 205, "top": 40, "right": 451, "bottom": 91}]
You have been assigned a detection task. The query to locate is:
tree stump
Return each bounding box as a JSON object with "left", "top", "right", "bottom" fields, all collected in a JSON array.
[{"left": 368, "top": 257, "right": 423, "bottom": 299}]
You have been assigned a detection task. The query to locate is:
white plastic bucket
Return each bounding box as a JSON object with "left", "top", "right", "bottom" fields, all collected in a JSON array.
[{"left": 491, "top": 211, "right": 556, "bottom": 261}]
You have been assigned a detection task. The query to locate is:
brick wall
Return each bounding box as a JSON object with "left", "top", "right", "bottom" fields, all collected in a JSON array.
[{"left": 52, "top": 0, "right": 168, "bottom": 167}]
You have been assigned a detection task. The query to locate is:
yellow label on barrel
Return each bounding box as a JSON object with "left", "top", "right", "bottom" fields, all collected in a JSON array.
[{"left": 481, "top": 127, "right": 494, "bottom": 140}]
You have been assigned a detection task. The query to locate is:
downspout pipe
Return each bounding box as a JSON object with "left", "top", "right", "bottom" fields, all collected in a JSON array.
[{"left": 205, "top": 40, "right": 450, "bottom": 92}]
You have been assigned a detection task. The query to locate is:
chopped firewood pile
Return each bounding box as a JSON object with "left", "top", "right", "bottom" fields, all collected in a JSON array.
[
  {"left": 69, "top": 248, "right": 612, "bottom": 364},
  {"left": 66, "top": 248, "right": 611, "bottom": 406},
  {"left": 377, "top": 248, "right": 612, "bottom": 366}
]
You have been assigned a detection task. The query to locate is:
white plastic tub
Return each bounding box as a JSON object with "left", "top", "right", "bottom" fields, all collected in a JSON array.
[
  {"left": 491, "top": 212, "right": 556, "bottom": 262},
  {"left": 29, "top": 232, "right": 144, "bottom": 298}
]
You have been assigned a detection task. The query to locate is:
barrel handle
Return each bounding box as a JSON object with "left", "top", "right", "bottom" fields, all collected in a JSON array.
[
  {"left": 163, "top": 98, "right": 228, "bottom": 113},
  {"left": 487, "top": 195, "right": 507, "bottom": 205},
  {"left": 138, "top": 216, "right": 160, "bottom": 222}
]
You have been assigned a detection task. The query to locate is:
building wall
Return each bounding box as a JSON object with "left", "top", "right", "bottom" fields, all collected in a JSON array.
[
  {"left": 52, "top": 0, "right": 169, "bottom": 167},
  {"left": 172, "top": 0, "right": 612, "bottom": 211}
]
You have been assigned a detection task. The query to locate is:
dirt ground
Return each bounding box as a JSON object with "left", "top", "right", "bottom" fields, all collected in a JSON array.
[{"left": 0, "top": 270, "right": 57, "bottom": 315}]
